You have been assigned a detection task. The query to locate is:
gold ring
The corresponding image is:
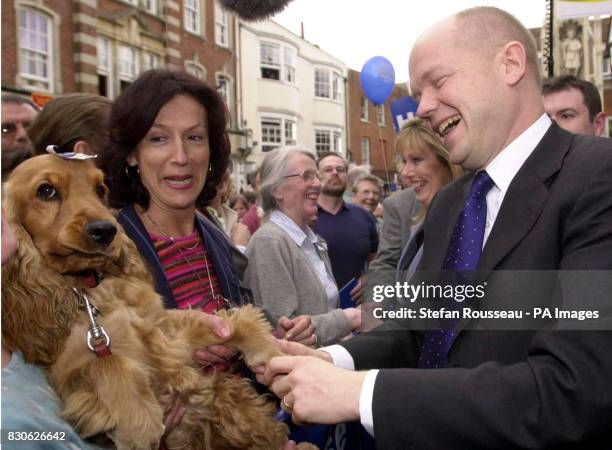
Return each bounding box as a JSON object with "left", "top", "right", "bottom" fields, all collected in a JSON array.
[{"left": 282, "top": 395, "right": 291, "bottom": 410}]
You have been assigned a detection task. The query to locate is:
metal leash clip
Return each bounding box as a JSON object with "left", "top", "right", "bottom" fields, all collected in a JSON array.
[{"left": 73, "top": 287, "right": 111, "bottom": 357}]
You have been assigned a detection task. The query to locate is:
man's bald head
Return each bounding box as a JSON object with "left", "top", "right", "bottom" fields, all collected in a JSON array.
[
  {"left": 454, "top": 7, "right": 541, "bottom": 86},
  {"left": 409, "top": 7, "right": 545, "bottom": 171}
]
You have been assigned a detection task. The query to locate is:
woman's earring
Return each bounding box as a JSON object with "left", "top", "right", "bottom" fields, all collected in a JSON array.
[
  {"left": 208, "top": 164, "right": 213, "bottom": 173},
  {"left": 125, "top": 164, "right": 140, "bottom": 179}
]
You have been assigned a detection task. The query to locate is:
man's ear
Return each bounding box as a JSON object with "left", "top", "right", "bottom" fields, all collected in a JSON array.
[
  {"left": 593, "top": 111, "right": 606, "bottom": 137},
  {"left": 73, "top": 140, "right": 94, "bottom": 156},
  {"left": 500, "top": 41, "right": 527, "bottom": 87}
]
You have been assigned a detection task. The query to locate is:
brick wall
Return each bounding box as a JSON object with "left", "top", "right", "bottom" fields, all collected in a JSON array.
[{"left": 347, "top": 68, "right": 408, "bottom": 183}]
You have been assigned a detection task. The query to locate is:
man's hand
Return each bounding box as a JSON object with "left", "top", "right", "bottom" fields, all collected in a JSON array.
[
  {"left": 262, "top": 356, "right": 366, "bottom": 424},
  {"left": 251, "top": 339, "right": 331, "bottom": 379}
]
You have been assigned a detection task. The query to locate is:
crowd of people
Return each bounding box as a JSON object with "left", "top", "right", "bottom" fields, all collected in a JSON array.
[{"left": 1, "top": 5, "right": 611, "bottom": 449}]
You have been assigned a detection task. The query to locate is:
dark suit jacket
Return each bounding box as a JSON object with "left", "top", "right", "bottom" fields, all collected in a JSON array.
[
  {"left": 341, "top": 123, "right": 612, "bottom": 449},
  {"left": 364, "top": 188, "right": 421, "bottom": 303}
]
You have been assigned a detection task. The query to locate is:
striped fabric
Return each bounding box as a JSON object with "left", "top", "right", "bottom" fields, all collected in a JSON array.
[{"left": 150, "top": 231, "right": 223, "bottom": 314}]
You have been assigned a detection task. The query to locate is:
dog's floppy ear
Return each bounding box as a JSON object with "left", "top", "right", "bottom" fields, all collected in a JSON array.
[
  {"left": 2, "top": 185, "right": 42, "bottom": 266},
  {"left": 1, "top": 185, "right": 76, "bottom": 365}
]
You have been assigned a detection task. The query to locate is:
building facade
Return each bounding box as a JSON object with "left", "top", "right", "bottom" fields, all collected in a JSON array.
[
  {"left": 1, "top": 0, "right": 257, "bottom": 180},
  {"left": 346, "top": 68, "right": 408, "bottom": 185},
  {"left": 238, "top": 19, "right": 348, "bottom": 173}
]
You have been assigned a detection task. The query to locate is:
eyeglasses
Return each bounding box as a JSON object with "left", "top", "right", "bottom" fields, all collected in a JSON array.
[
  {"left": 284, "top": 169, "right": 322, "bottom": 183},
  {"left": 1, "top": 122, "right": 31, "bottom": 135},
  {"left": 320, "top": 165, "right": 347, "bottom": 175}
]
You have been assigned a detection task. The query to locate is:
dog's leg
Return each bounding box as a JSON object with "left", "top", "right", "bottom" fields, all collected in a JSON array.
[
  {"left": 52, "top": 355, "right": 165, "bottom": 450},
  {"left": 162, "top": 305, "right": 283, "bottom": 368},
  {"left": 216, "top": 305, "right": 284, "bottom": 367}
]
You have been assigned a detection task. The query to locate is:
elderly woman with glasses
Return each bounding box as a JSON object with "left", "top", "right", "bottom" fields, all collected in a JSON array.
[{"left": 243, "top": 147, "right": 361, "bottom": 347}]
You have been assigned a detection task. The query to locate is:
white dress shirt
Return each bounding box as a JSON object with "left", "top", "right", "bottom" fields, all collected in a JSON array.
[{"left": 322, "top": 113, "right": 553, "bottom": 436}]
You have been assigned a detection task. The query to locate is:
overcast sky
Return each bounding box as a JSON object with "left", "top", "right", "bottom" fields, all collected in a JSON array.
[{"left": 273, "top": 0, "right": 547, "bottom": 82}]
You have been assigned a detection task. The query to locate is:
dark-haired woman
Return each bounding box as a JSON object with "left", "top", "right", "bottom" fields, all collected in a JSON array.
[{"left": 98, "top": 70, "right": 312, "bottom": 375}]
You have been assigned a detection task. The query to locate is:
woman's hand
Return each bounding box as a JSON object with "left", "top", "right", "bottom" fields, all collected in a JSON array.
[
  {"left": 191, "top": 312, "right": 238, "bottom": 367},
  {"left": 276, "top": 315, "right": 317, "bottom": 348},
  {"left": 230, "top": 222, "right": 251, "bottom": 247},
  {"left": 343, "top": 307, "right": 362, "bottom": 331}
]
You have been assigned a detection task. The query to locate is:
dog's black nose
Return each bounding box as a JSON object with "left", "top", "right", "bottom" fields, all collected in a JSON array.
[{"left": 85, "top": 221, "right": 117, "bottom": 246}]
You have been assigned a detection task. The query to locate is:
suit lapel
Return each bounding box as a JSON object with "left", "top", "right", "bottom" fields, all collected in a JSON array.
[
  {"left": 453, "top": 123, "right": 572, "bottom": 336},
  {"left": 478, "top": 123, "right": 571, "bottom": 275}
]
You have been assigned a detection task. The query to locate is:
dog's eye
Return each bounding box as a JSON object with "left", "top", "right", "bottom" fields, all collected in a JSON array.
[
  {"left": 37, "top": 183, "right": 59, "bottom": 201},
  {"left": 96, "top": 185, "right": 106, "bottom": 200}
]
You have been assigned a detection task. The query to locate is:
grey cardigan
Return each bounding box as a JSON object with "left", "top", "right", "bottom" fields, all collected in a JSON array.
[{"left": 243, "top": 220, "right": 352, "bottom": 346}]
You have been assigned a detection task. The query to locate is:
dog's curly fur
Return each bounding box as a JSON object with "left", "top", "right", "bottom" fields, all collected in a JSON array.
[{"left": 1, "top": 155, "right": 315, "bottom": 450}]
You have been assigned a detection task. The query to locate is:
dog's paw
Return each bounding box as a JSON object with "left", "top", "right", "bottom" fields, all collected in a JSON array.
[{"left": 241, "top": 342, "right": 283, "bottom": 367}]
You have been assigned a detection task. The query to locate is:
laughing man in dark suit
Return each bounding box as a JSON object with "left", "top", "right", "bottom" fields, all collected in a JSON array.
[{"left": 257, "top": 6, "right": 612, "bottom": 449}]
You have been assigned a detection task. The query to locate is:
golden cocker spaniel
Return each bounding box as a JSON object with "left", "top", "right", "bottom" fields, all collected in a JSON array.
[{"left": 1, "top": 154, "right": 315, "bottom": 450}]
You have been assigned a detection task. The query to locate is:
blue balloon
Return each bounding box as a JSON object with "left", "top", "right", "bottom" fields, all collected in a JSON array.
[{"left": 360, "top": 56, "right": 395, "bottom": 105}]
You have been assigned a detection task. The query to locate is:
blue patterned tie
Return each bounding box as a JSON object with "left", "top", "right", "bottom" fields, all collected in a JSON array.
[{"left": 417, "top": 171, "right": 495, "bottom": 369}]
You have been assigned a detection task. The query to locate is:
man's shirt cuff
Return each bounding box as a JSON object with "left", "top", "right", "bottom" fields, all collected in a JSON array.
[
  {"left": 321, "top": 345, "right": 377, "bottom": 436},
  {"left": 320, "top": 345, "right": 355, "bottom": 370},
  {"left": 359, "top": 369, "right": 379, "bottom": 436}
]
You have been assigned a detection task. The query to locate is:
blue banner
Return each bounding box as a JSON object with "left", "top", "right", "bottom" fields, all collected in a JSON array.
[{"left": 390, "top": 96, "right": 419, "bottom": 132}]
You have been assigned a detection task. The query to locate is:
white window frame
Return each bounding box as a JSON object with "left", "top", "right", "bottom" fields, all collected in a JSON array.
[
  {"left": 97, "top": 36, "right": 113, "bottom": 98},
  {"left": 314, "top": 67, "right": 342, "bottom": 101},
  {"left": 283, "top": 46, "right": 296, "bottom": 83},
  {"left": 184, "top": 0, "right": 201, "bottom": 35},
  {"left": 260, "top": 41, "right": 297, "bottom": 84},
  {"left": 361, "top": 138, "right": 370, "bottom": 165},
  {"left": 261, "top": 114, "right": 298, "bottom": 152},
  {"left": 377, "top": 105, "right": 386, "bottom": 126},
  {"left": 118, "top": 45, "right": 138, "bottom": 82},
  {"left": 215, "top": 0, "right": 229, "bottom": 47},
  {"left": 141, "top": 0, "right": 157, "bottom": 14},
  {"left": 17, "top": 7, "right": 54, "bottom": 92},
  {"left": 143, "top": 51, "right": 161, "bottom": 71},
  {"left": 284, "top": 119, "right": 297, "bottom": 146},
  {"left": 185, "top": 61, "right": 206, "bottom": 80},
  {"left": 314, "top": 127, "right": 342, "bottom": 155},
  {"left": 216, "top": 74, "right": 232, "bottom": 112},
  {"left": 261, "top": 117, "right": 282, "bottom": 153},
  {"left": 260, "top": 42, "right": 281, "bottom": 80},
  {"left": 360, "top": 96, "right": 369, "bottom": 121},
  {"left": 314, "top": 68, "right": 330, "bottom": 98},
  {"left": 332, "top": 71, "right": 342, "bottom": 101}
]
